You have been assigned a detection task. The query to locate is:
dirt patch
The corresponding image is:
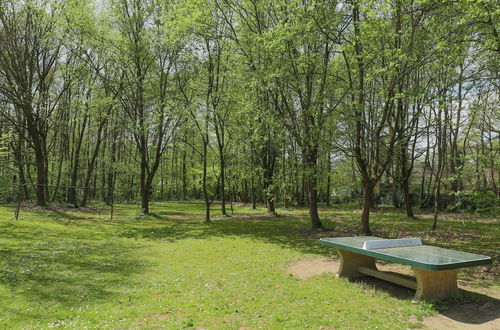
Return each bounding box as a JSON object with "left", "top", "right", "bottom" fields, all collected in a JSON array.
[
  {"left": 20, "top": 203, "right": 108, "bottom": 214},
  {"left": 287, "top": 258, "right": 415, "bottom": 280},
  {"left": 287, "top": 258, "right": 340, "bottom": 279},
  {"left": 287, "top": 258, "right": 500, "bottom": 329},
  {"left": 419, "top": 212, "right": 500, "bottom": 222},
  {"left": 210, "top": 213, "right": 293, "bottom": 221},
  {"left": 423, "top": 301, "right": 500, "bottom": 329}
]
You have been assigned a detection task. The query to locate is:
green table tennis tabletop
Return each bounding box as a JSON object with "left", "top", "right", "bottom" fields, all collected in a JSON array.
[{"left": 320, "top": 236, "right": 492, "bottom": 271}]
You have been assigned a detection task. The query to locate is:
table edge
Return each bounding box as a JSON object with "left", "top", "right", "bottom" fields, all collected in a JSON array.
[{"left": 319, "top": 238, "right": 492, "bottom": 271}]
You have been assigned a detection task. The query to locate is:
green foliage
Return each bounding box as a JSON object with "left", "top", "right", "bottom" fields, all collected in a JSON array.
[
  {"left": 0, "top": 0, "right": 497, "bottom": 228},
  {"left": 330, "top": 159, "right": 360, "bottom": 204},
  {"left": 0, "top": 133, "right": 14, "bottom": 203},
  {"left": 450, "top": 189, "right": 500, "bottom": 215}
]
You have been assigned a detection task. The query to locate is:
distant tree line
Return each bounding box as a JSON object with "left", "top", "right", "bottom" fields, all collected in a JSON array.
[{"left": 0, "top": 0, "right": 498, "bottom": 232}]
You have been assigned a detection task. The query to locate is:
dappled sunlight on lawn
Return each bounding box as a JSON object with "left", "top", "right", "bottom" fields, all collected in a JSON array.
[{"left": 0, "top": 202, "right": 498, "bottom": 328}]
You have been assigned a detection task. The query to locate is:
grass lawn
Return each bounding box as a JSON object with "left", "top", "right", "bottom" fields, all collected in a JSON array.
[{"left": 0, "top": 202, "right": 498, "bottom": 329}]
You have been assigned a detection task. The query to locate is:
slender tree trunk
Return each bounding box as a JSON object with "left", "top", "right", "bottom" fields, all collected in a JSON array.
[
  {"left": 31, "top": 132, "right": 47, "bottom": 206},
  {"left": 220, "top": 155, "right": 227, "bottom": 216},
  {"left": 107, "top": 134, "right": 117, "bottom": 205},
  {"left": 402, "top": 176, "right": 414, "bottom": 218},
  {"left": 306, "top": 148, "right": 323, "bottom": 229},
  {"left": 140, "top": 150, "right": 149, "bottom": 214},
  {"left": 264, "top": 171, "right": 276, "bottom": 215},
  {"left": 34, "top": 157, "right": 47, "bottom": 206},
  {"left": 326, "top": 154, "right": 331, "bottom": 207},
  {"left": 44, "top": 142, "right": 49, "bottom": 199},
  {"left": 391, "top": 165, "right": 400, "bottom": 208},
  {"left": 432, "top": 91, "right": 448, "bottom": 230},
  {"left": 12, "top": 138, "right": 29, "bottom": 200},
  {"left": 81, "top": 121, "right": 106, "bottom": 206},
  {"left": 450, "top": 63, "right": 464, "bottom": 195},
  {"left": 202, "top": 138, "right": 210, "bottom": 222},
  {"left": 299, "top": 174, "right": 306, "bottom": 207},
  {"left": 419, "top": 130, "right": 430, "bottom": 206},
  {"left": 361, "top": 179, "right": 374, "bottom": 235},
  {"left": 160, "top": 158, "right": 165, "bottom": 200},
  {"left": 283, "top": 149, "right": 289, "bottom": 209},
  {"left": 51, "top": 147, "right": 64, "bottom": 203},
  {"left": 401, "top": 149, "right": 415, "bottom": 218},
  {"left": 250, "top": 177, "right": 256, "bottom": 210},
  {"left": 425, "top": 143, "right": 436, "bottom": 207},
  {"left": 309, "top": 180, "right": 321, "bottom": 228},
  {"left": 267, "top": 197, "right": 276, "bottom": 214},
  {"left": 182, "top": 140, "right": 187, "bottom": 200},
  {"left": 432, "top": 179, "right": 441, "bottom": 230},
  {"left": 229, "top": 185, "right": 234, "bottom": 215},
  {"left": 68, "top": 115, "right": 88, "bottom": 207}
]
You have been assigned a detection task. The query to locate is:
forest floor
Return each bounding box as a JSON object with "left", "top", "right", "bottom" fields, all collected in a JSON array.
[{"left": 0, "top": 202, "right": 498, "bottom": 329}]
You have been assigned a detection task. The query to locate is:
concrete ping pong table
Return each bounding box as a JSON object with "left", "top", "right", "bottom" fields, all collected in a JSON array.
[{"left": 319, "top": 236, "right": 492, "bottom": 301}]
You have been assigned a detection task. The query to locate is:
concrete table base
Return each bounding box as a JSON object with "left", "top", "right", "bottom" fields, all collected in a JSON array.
[
  {"left": 336, "top": 248, "right": 460, "bottom": 302},
  {"left": 412, "top": 267, "right": 459, "bottom": 302}
]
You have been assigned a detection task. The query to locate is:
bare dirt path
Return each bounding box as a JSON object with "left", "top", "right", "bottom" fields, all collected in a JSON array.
[{"left": 287, "top": 258, "right": 500, "bottom": 329}]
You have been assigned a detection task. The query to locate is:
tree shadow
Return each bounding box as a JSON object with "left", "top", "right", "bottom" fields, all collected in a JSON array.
[
  {"left": 0, "top": 233, "right": 144, "bottom": 308},
  {"left": 432, "top": 290, "right": 500, "bottom": 325},
  {"left": 118, "top": 216, "right": 346, "bottom": 256},
  {"left": 17, "top": 207, "right": 93, "bottom": 221},
  {"left": 354, "top": 276, "right": 499, "bottom": 325},
  {"left": 352, "top": 276, "right": 415, "bottom": 300},
  {"left": 119, "top": 216, "right": 499, "bottom": 291}
]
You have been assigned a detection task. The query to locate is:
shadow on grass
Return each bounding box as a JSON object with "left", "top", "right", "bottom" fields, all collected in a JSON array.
[
  {"left": 353, "top": 276, "right": 414, "bottom": 300},
  {"left": 118, "top": 214, "right": 499, "bottom": 290},
  {"left": 432, "top": 290, "right": 500, "bottom": 325},
  {"left": 119, "top": 216, "right": 345, "bottom": 256},
  {"left": 353, "top": 276, "right": 499, "bottom": 326},
  {"left": 0, "top": 235, "right": 144, "bottom": 308},
  {"left": 12, "top": 204, "right": 111, "bottom": 221}
]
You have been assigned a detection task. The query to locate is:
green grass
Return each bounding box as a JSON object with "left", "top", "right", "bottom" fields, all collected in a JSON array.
[{"left": 0, "top": 202, "right": 498, "bottom": 328}]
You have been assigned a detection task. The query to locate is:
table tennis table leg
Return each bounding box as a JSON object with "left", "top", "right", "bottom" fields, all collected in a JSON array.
[
  {"left": 412, "top": 267, "right": 459, "bottom": 301},
  {"left": 336, "top": 248, "right": 377, "bottom": 278}
]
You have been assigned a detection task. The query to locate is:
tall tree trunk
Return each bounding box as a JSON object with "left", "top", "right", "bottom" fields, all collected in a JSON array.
[
  {"left": 267, "top": 196, "right": 276, "bottom": 214},
  {"left": 34, "top": 154, "right": 47, "bottom": 206},
  {"left": 306, "top": 147, "right": 322, "bottom": 229},
  {"left": 202, "top": 138, "right": 210, "bottom": 222},
  {"left": 81, "top": 119, "right": 106, "bottom": 206},
  {"left": 250, "top": 177, "right": 256, "bottom": 210},
  {"left": 30, "top": 128, "right": 47, "bottom": 206},
  {"left": 12, "top": 138, "right": 30, "bottom": 200},
  {"left": 361, "top": 179, "right": 374, "bottom": 235},
  {"left": 432, "top": 90, "right": 448, "bottom": 230},
  {"left": 107, "top": 133, "right": 117, "bottom": 205},
  {"left": 298, "top": 174, "right": 306, "bottom": 207},
  {"left": 450, "top": 63, "right": 464, "bottom": 195},
  {"left": 51, "top": 146, "right": 64, "bottom": 203},
  {"left": 325, "top": 154, "right": 331, "bottom": 207},
  {"left": 432, "top": 178, "right": 441, "bottom": 230},
  {"left": 402, "top": 175, "right": 414, "bottom": 218},
  {"left": 68, "top": 115, "right": 88, "bottom": 207},
  {"left": 264, "top": 169, "right": 276, "bottom": 215},
  {"left": 419, "top": 126, "right": 430, "bottom": 206},
  {"left": 401, "top": 148, "right": 415, "bottom": 218},
  {"left": 182, "top": 139, "right": 187, "bottom": 200},
  {"left": 140, "top": 150, "right": 149, "bottom": 214},
  {"left": 220, "top": 155, "right": 227, "bottom": 216},
  {"left": 283, "top": 147, "right": 289, "bottom": 209}
]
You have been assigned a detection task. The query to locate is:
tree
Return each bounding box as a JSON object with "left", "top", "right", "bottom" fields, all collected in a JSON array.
[
  {"left": 0, "top": 0, "right": 66, "bottom": 206},
  {"left": 110, "top": 0, "right": 182, "bottom": 214},
  {"left": 342, "top": 0, "right": 441, "bottom": 233},
  {"left": 257, "top": 0, "right": 345, "bottom": 228}
]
